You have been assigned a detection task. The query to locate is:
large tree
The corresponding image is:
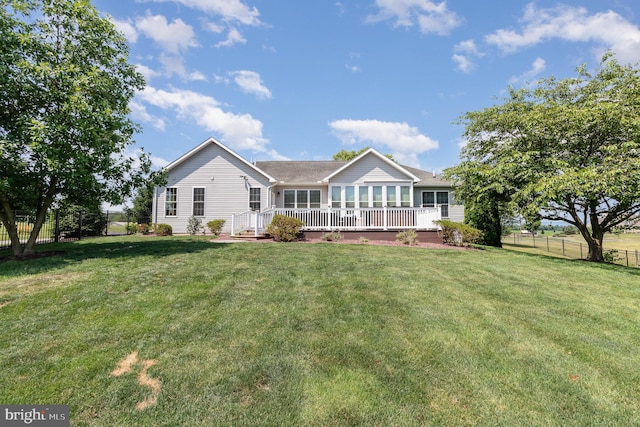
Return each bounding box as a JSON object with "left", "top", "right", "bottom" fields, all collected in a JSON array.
[
  {"left": 0, "top": 0, "right": 151, "bottom": 256},
  {"left": 446, "top": 53, "right": 640, "bottom": 262}
]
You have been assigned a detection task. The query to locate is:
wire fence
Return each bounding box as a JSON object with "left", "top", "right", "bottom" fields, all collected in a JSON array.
[
  {"left": 503, "top": 233, "right": 640, "bottom": 268},
  {"left": 0, "top": 210, "right": 80, "bottom": 251}
]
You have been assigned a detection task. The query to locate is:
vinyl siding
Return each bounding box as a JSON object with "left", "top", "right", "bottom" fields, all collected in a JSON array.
[
  {"left": 329, "top": 153, "right": 413, "bottom": 184},
  {"left": 153, "top": 142, "right": 271, "bottom": 234}
]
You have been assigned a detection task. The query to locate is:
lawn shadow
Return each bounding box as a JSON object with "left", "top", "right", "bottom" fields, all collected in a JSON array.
[{"left": 0, "top": 236, "right": 230, "bottom": 275}]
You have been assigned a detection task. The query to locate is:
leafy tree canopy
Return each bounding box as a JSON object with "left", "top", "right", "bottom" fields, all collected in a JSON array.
[
  {"left": 445, "top": 53, "right": 640, "bottom": 262},
  {"left": 0, "top": 0, "right": 152, "bottom": 255},
  {"left": 333, "top": 147, "right": 394, "bottom": 161}
]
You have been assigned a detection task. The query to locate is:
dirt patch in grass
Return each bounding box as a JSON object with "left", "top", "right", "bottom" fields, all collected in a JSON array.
[
  {"left": 111, "top": 351, "right": 162, "bottom": 411},
  {"left": 0, "top": 271, "right": 91, "bottom": 299}
]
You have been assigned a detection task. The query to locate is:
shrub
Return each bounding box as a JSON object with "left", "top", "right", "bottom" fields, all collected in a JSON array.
[
  {"left": 266, "top": 215, "right": 304, "bottom": 242},
  {"left": 186, "top": 216, "right": 202, "bottom": 235},
  {"left": 359, "top": 236, "right": 369, "bottom": 243},
  {"left": 155, "top": 223, "right": 173, "bottom": 236},
  {"left": 321, "top": 231, "right": 343, "bottom": 242},
  {"left": 396, "top": 229, "right": 419, "bottom": 245},
  {"left": 126, "top": 222, "right": 137, "bottom": 234},
  {"left": 136, "top": 223, "right": 150, "bottom": 234},
  {"left": 603, "top": 249, "right": 621, "bottom": 263},
  {"left": 435, "top": 220, "right": 482, "bottom": 246},
  {"left": 207, "top": 219, "right": 226, "bottom": 236}
]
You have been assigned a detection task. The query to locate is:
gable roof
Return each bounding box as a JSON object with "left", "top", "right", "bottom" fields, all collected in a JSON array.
[
  {"left": 321, "top": 148, "right": 421, "bottom": 183},
  {"left": 255, "top": 161, "right": 347, "bottom": 184},
  {"left": 163, "top": 137, "right": 277, "bottom": 182}
]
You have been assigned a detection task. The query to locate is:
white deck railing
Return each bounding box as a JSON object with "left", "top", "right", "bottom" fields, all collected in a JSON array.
[{"left": 231, "top": 207, "right": 441, "bottom": 236}]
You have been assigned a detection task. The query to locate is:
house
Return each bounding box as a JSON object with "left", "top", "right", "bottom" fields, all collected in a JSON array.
[{"left": 152, "top": 137, "right": 463, "bottom": 236}]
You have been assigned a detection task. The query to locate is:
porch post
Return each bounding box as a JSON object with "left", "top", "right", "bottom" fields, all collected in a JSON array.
[
  {"left": 231, "top": 213, "right": 236, "bottom": 237},
  {"left": 254, "top": 211, "right": 259, "bottom": 237},
  {"left": 383, "top": 206, "right": 388, "bottom": 230},
  {"left": 328, "top": 207, "right": 332, "bottom": 229}
]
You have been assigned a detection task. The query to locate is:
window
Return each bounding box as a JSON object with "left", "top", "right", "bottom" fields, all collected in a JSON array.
[
  {"left": 387, "top": 186, "right": 397, "bottom": 207},
  {"left": 437, "top": 191, "right": 449, "bottom": 217},
  {"left": 422, "top": 191, "right": 448, "bottom": 216},
  {"left": 359, "top": 186, "right": 369, "bottom": 208},
  {"left": 400, "top": 186, "right": 411, "bottom": 207},
  {"left": 192, "top": 188, "right": 205, "bottom": 216},
  {"left": 165, "top": 188, "right": 177, "bottom": 216},
  {"left": 249, "top": 188, "right": 261, "bottom": 211},
  {"left": 331, "top": 187, "right": 341, "bottom": 208},
  {"left": 422, "top": 191, "right": 435, "bottom": 207},
  {"left": 285, "top": 189, "right": 321, "bottom": 208},
  {"left": 309, "top": 190, "right": 321, "bottom": 208},
  {"left": 345, "top": 186, "right": 355, "bottom": 208},
  {"left": 372, "top": 186, "right": 383, "bottom": 207},
  {"left": 284, "top": 190, "right": 295, "bottom": 208},
  {"left": 296, "top": 190, "right": 308, "bottom": 208}
]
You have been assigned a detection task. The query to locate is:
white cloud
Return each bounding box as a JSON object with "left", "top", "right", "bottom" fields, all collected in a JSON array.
[
  {"left": 509, "top": 57, "right": 546, "bottom": 86},
  {"left": 215, "top": 27, "right": 247, "bottom": 48},
  {"left": 130, "top": 100, "right": 166, "bottom": 131},
  {"left": 135, "top": 64, "right": 161, "bottom": 81},
  {"left": 486, "top": 3, "right": 640, "bottom": 63},
  {"left": 136, "top": 13, "right": 198, "bottom": 54},
  {"left": 150, "top": 155, "right": 171, "bottom": 168},
  {"left": 111, "top": 17, "right": 138, "bottom": 43},
  {"left": 345, "top": 64, "right": 361, "bottom": 73},
  {"left": 186, "top": 70, "right": 208, "bottom": 82},
  {"left": 141, "top": 0, "right": 261, "bottom": 26},
  {"left": 230, "top": 70, "right": 272, "bottom": 99},
  {"left": 367, "top": 0, "right": 462, "bottom": 36},
  {"left": 137, "top": 87, "right": 274, "bottom": 154},
  {"left": 451, "top": 39, "right": 483, "bottom": 73},
  {"left": 329, "top": 119, "right": 439, "bottom": 167}
]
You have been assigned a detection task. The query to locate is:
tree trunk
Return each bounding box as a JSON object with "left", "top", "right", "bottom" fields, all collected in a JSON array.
[{"left": 585, "top": 236, "right": 605, "bottom": 262}]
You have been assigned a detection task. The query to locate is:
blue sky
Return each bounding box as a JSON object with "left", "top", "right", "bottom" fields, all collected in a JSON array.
[{"left": 94, "top": 0, "right": 640, "bottom": 172}]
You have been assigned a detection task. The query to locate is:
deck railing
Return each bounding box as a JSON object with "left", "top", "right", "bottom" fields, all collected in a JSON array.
[{"left": 231, "top": 207, "right": 441, "bottom": 236}]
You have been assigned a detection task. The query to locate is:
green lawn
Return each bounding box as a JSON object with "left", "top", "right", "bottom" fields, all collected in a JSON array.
[{"left": 1, "top": 236, "right": 640, "bottom": 426}]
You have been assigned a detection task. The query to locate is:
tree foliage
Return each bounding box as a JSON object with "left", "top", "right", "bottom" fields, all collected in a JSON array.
[
  {"left": 446, "top": 53, "right": 640, "bottom": 262},
  {"left": 0, "top": 0, "right": 150, "bottom": 255},
  {"left": 333, "top": 147, "right": 394, "bottom": 161}
]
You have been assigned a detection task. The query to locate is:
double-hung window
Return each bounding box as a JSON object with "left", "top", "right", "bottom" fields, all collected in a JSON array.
[
  {"left": 165, "top": 188, "right": 177, "bottom": 216},
  {"left": 437, "top": 191, "right": 449, "bottom": 217},
  {"left": 192, "top": 187, "right": 205, "bottom": 216},
  {"left": 249, "top": 188, "right": 261, "bottom": 211},
  {"left": 400, "top": 186, "right": 411, "bottom": 207},
  {"left": 359, "top": 186, "right": 369, "bottom": 208},
  {"left": 387, "top": 186, "right": 397, "bottom": 207},
  {"left": 372, "top": 186, "right": 383, "bottom": 207},
  {"left": 331, "top": 187, "right": 342, "bottom": 208},
  {"left": 284, "top": 189, "right": 321, "bottom": 208}
]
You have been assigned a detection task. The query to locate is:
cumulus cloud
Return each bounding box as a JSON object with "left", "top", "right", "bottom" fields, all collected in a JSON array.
[
  {"left": 329, "top": 119, "right": 439, "bottom": 167},
  {"left": 486, "top": 3, "right": 640, "bottom": 63},
  {"left": 215, "top": 27, "right": 247, "bottom": 48},
  {"left": 141, "top": 0, "right": 262, "bottom": 26},
  {"left": 367, "top": 0, "right": 462, "bottom": 36},
  {"left": 111, "top": 17, "right": 138, "bottom": 43},
  {"left": 130, "top": 100, "right": 166, "bottom": 131},
  {"left": 451, "top": 39, "right": 484, "bottom": 73},
  {"left": 229, "top": 70, "right": 272, "bottom": 99},
  {"left": 137, "top": 87, "right": 276, "bottom": 155},
  {"left": 509, "top": 57, "right": 546, "bottom": 86},
  {"left": 135, "top": 13, "right": 198, "bottom": 54}
]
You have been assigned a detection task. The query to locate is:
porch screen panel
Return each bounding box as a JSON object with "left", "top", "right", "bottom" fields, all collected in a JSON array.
[
  {"left": 372, "top": 186, "right": 383, "bottom": 207},
  {"left": 284, "top": 190, "right": 295, "bottom": 208},
  {"left": 359, "top": 186, "right": 369, "bottom": 208},
  {"left": 297, "top": 190, "right": 308, "bottom": 208},
  {"left": 331, "top": 187, "right": 341, "bottom": 208},
  {"left": 387, "top": 186, "right": 396, "bottom": 207},
  {"left": 310, "top": 190, "right": 321, "bottom": 208},
  {"left": 345, "top": 186, "right": 355, "bottom": 208},
  {"left": 437, "top": 191, "right": 449, "bottom": 217},
  {"left": 192, "top": 188, "right": 205, "bottom": 216},
  {"left": 165, "top": 188, "right": 177, "bottom": 216},
  {"left": 400, "top": 186, "right": 410, "bottom": 207}
]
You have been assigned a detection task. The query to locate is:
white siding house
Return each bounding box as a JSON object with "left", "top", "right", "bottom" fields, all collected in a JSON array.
[{"left": 153, "top": 137, "right": 464, "bottom": 234}]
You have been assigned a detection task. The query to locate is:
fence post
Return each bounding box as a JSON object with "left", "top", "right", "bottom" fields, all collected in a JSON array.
[
  {"left": 580, "top": 243, "right": 582, "bottom": 259},
  {"left": 105, "top": 210, "right": 109, "bottom": 236},
  {"left": 562, "top": 239, "right": 565, "bottom": 256},
  {"left": 533, "top": 233, "right": 536, "bottom": 248},
  {"left": 626, "top": 250, "right": 629, "bottom": 267},
  {"left": 78, "top": 211, "right": 83, "bottom": 241},
  {"left": 546, "top": 236, "right": 549, "bottom": 252},
  {"left": 54, "top": 209, "right": 60, "bottom": 243},
  {"left": 636, "top": 250, "right": 638, "bottom": 268}
]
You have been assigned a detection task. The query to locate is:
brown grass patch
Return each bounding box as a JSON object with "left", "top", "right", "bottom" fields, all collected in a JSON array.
[
  {"left": 0, "top": 272, "right": 92, "bottom": 299},
  {"left": 111, "top": 351, "right": 162, "bottom": 411}
]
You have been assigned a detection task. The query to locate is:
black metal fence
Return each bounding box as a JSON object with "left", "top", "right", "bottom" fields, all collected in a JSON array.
[
  {"left": 0, "top": 210, "right": 81, "bottom": 251},
  {"left": 504, "top": 233, "right": 640, "bottom": 268}
]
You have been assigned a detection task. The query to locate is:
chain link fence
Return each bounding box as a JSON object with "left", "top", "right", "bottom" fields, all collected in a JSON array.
[{"left": 503, "top": 233, "right": 640, "bottom": 268}]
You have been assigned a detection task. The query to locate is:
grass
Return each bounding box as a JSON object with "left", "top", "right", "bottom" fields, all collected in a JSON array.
[{"left": 1, "top": 236, "right": 640, "bottom": 425}]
